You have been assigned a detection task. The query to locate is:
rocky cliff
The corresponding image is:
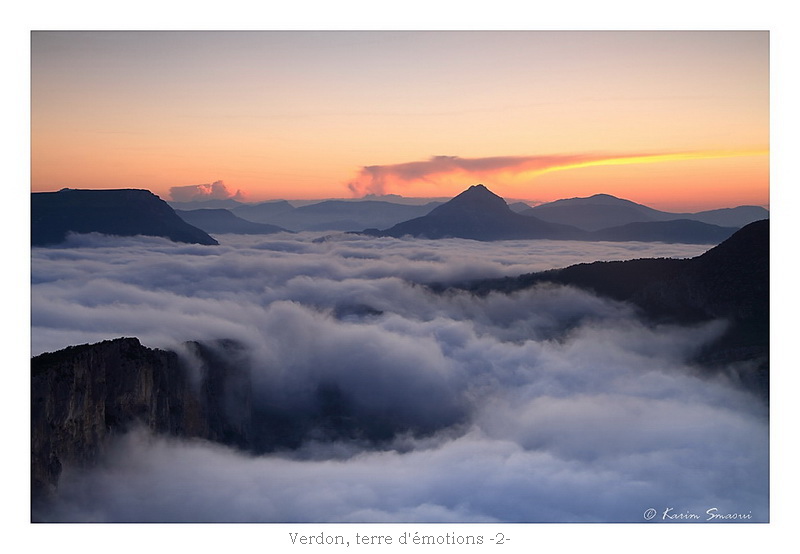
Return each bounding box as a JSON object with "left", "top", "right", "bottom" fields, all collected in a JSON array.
[
  {"left": 31, "top": 337, "right": 251, "bottom": 511},
  {"left": 32, "top": 334, "right": 420, "bottom": 518}
]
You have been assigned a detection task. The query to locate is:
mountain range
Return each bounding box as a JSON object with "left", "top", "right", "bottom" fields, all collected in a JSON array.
[
  {"left": 169, "top": 191, "right": 766, "bottom": 236},
  {"left": 32, "top": 186, "right": 767, "bottom": 246},
  {"left": 169, "top": 197, "right": 445, "bottom": 232},
  {"left": 364, "top": 184, "right": 744, "bottom": 244},
  {"left": 32, "top": 189, "right": 218, "bottom": 246},
  {"left": 368, "top": 184, "right": 586, "bottom": 240},
  {"left": 230, "top": 199, "right": 443, "bottom": 232},
  {"left": 523, "top": 193, "right": 768, "bottom": 231},
  {"left": 175, "top": 208, "right": 289, "bottom": 235},
  {"left": 590, "top": 218, "right": 739, "bottom": 244}
]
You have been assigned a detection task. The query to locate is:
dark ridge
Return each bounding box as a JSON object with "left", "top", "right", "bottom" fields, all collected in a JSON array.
[
  {"left": 456, "top": 257, "right": 690, "bottom": 302},
  {"left": 439, "top": 220, "right": 769, "bottom": 398},
  {"left": 374, "top": 184, "right": 588, "bottom": 241},
  {"left": 231, "top": 199, "right": 297, "bottom": 223},
  {"left": 167, "top": 197, "right": 246, "bottom": 210},
  {"left": 524, "top": 192, "right": 769, "bottom": 232},
  {"left": 175, "top": 208, "right": 290, "bottom": 235},
  {"left": 32, "top": 188, "right": 218, "bottom": 246},
  {"left": 233, "top": 199, "right": 441, "bottom": 232},
  {"left": 590, "top": 219, "right": 739, "bottom": 244}
]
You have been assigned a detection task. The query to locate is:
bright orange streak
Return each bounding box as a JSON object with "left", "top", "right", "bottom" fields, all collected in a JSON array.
[{"left": 522, "top": 149, "right": 768, "bottom": 179}]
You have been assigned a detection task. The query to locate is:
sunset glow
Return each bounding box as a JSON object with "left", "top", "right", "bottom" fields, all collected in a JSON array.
[
  {"left": 526, "top": 149, "right": 768, "bottom": 176},
  {"left": 31, "top": 31, "right": 769, "bottom": 210}
]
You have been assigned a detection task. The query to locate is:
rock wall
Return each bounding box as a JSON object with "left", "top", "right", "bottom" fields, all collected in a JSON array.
[{"left": 31, "top": 337, "right": 251, "bottom": 506}]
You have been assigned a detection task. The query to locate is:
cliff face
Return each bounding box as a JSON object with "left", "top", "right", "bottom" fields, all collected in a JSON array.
[
  {"left": 32, "top": 333, "right": 451, "bottom": 516},
  {"left": 31, "top": 337, "right": 251, "bottom": 508}
]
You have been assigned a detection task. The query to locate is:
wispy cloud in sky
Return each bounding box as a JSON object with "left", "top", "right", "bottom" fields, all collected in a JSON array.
[{"left": 346, "top": 150, "right": 768, "bottom": 196}]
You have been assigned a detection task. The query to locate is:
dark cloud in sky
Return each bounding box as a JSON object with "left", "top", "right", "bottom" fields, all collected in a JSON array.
[
  {"left": 31, "top": 233, "right": 767, "bottom": 522},
  {"left": 169, "top": 179, "right": 246, "bottom": 202}
]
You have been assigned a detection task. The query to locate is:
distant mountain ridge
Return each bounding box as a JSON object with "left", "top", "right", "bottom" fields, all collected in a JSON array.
[
  {"left": 36, "top": 187, "right": 764, "bottom": 243},
  {"left": 175, "top": 208, "right": 290, "bottom": 235},
  {"left": 368, "top": 184, "right": 587, "bottom": 241},
  {"left": 229, "top": 200, "right": 296, "bottom": 224},
  {"left": 230, "top": 199, "right": 443, "bottom": 232},
  {"left": 592, "top": 218, "right": 739, "bottom": 244},
  {"left": 32, "top": 189, "right": 218, "bottom": 246},
  {"left": 167, "top": 198, "right": 247, "bottom": 211},
  {"left": 524, "top": 193, "right": 768, "bottom": 231},
  {"left": 364, "top": 185, "right": 741, "bottom": 244}
]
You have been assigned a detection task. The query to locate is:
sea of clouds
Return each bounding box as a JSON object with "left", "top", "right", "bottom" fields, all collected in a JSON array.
[{"left": 30, "top": 232, "right": 768, "bottom": 523}]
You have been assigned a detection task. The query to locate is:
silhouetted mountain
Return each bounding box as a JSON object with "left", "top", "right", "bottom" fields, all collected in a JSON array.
[
  {"left": 524, "top": 193, "right": 768, "bottom": 231},
  {"left": 632, "top": 220, "right": 768, "bottom": 381},
  {"left": 449, "top": 220, "right": 769, "bottom": 397},
  {"left": 235, "top": 199, "right": 442, "bottom": 232},
  {"left": 175, "top": 208, "right": 290, "bottom": 235},
  {"left": 508, "top": 201, "right": 533, "bottom": 213},
  {"left": 360, "top": 193, "right": 453, "bottom": 205},
  {"left": 167, "top": 198, "right": 246, "bottom": 210},
  {"left": 372, "top": 185, "right": 588, "bottom": 240},
  {"left": 523, "top": 193, "right": 663, "bottom": 231},
  {"left": 297, "top": 200, "right": 443, "bottom": 231},
  {"left": 591, "top": 219, "right": 739, "bottom": 244},
  {"left": 231, "top": 200, "right": 297, "bottom": 223},
  {"left": 32, "top": 189, "right": 218, "bottom": 246},
  {"left": 686, "top": 206, "right": 771, "bottom": 228}
]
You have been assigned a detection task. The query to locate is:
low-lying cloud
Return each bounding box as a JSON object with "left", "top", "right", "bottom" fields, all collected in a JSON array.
[{"left": 31, "top": 233, "right": 767, "bottom": 522}]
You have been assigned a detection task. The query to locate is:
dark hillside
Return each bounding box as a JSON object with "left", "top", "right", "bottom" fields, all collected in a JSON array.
[
  {"left": 377, "top": 184, "right": 588, "bottom": 240},
  {"left": 447, "top": 220, "right": 769, "bottom": 397},
  {"left": 176, "top": 208, "right": 289, "bottom": 235},
  {"left": 32, "top": 188, "right": 218, "bottom": 246}
]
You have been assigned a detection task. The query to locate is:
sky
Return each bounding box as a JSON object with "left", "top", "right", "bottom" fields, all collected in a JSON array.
[{"left": 31, "top": 31, "right": 769, "bottom": 211}]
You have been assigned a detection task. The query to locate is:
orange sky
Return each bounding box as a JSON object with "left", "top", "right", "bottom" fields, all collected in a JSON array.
[{"left": 30, "top": 31, "right": 769, "bottom": 210}]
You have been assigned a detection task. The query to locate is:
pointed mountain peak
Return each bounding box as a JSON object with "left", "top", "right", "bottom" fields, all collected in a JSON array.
[
  {"left": 451, "top": 184, "right": 506, "bottom": 203},
  {"left": 429, "top": 184, "right": 510, "bottom": 217},
  {"left": 462, "top": 183, "right": 494, "bottom": 195}
]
